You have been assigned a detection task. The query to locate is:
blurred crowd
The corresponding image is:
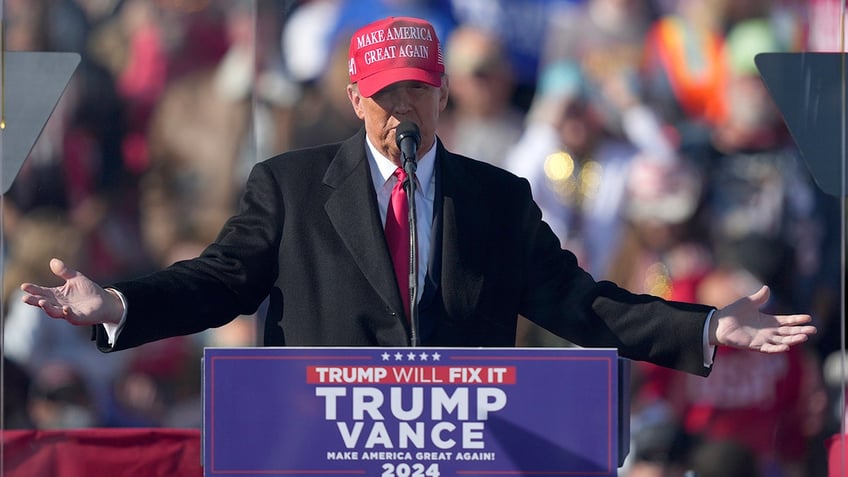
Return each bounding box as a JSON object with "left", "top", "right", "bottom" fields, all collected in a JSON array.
[{"left": 0, "top": 1, "right": 845, "bottom": 476}]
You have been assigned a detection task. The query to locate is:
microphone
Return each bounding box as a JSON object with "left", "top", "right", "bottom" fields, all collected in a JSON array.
[
  {"left": 394, "top": 121, "right": 420, "bottom": 346},
  {"left": 395, "top": 121, "right": 420, "bottom": 172}
]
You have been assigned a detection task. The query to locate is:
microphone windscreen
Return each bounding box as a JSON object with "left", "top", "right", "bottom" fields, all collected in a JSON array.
[{"left": 395, "top": 121, "right": 420, "bottom": 148}]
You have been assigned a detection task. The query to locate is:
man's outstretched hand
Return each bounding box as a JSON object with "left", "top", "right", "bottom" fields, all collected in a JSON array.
[
  {"left": 20, "top": 258, "right": 124, "bottom": 326},
  {"left": 711, "top": 285, "right": 816, "bottom": 353}
]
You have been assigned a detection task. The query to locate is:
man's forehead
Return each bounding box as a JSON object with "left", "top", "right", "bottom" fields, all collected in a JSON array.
[{"left": 372, "top": 80, "right": 437, "bottom": 94}]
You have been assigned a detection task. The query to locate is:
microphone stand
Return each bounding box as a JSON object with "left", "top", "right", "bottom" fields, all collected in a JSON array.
[{"left": 402, "top": 151, "right": 419, "bottom": 347}]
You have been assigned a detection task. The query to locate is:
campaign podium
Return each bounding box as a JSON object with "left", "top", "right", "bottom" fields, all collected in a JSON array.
[{"left": 202, "top": 347, "right": 630, "bottom": 477}]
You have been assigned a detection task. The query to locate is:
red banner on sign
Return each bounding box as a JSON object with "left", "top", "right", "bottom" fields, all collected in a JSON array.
[{"left": 306, "top": 365, "right": 517, "bottom": 384}]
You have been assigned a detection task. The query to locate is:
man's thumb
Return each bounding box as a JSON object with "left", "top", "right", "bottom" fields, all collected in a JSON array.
[
  {"left": 750, "top": 285, "right": 770, "bottom": 307},
  {"left": 49, "top": 258, "right": 78, "bottom": 281}
]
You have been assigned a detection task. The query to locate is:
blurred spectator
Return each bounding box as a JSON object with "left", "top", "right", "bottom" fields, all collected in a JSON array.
[
  {"left": 103, "top": 336, "right": 199, "bottom": 428},
  {"left": 605, "top": 155, "right": 711, "bottom": 299},
  {"left": 506, "top": 61, "right": 639, "bottom": 347},
  {"left": 822, "top": 351, "right": 847, "bottom": 441},
  {"left": 28, "top": 362, "right": 100, "bottom": 429},
  {"left": 690, "top": 439, "right": 763, "bottom": 477},
  {"left": 542, "top": 0, "right": 656, "bottom": 137},
  {"left": 807, "top": 0, "right": 848, "bottom": 51},
  {"left": 721, "top": 0, "right": 805, "bottom": 51},
  {"left": 450, "top": 0, "right": 582, "bottom": 105},
  {"left": 505, "top": 61, "right": 659, "bottom": 279},
  {"left": 2, "top": 357, "right": 34, "bottom": 430},
  {"left": 3, "top": 0, "right": 49, "bottom": 51},
  {"left": 437, "top": 24, "right": 524, "bottom": 168},
  {"left": 281, "top": 0, "right": 343, "bottom": 84},
  {"left": 711, "top": 18, "right": 791, "bottom": 155},
  {"left": 280, "top": 22, "right": 363, "bottom": 149},
  {"left": 624, "top": 421, "right": 695, "bottom": 477},
  {"left": 139, "top": 1, "right": 292, "bottom": 265},
  {"left": 640, "top": 0, "right": 729, "bottom": 150},
  {"left": 87, "top": 0, "right": 169, "bottom": 175},
  {"left": 75, "top": 0, "right": 123, "bottom": 19},
  {"left": 46, "top": 0, "right": 91, "bottom": 54}
]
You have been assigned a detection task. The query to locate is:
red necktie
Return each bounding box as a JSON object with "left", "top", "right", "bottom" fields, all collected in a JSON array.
[{"left": 385, "top": 167, "right": 410, "bottom": 320}]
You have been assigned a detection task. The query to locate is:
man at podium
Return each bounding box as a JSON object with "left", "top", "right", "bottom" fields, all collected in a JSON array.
[{"left": 20, "top": 16, "right": 815, "bottom": 378}]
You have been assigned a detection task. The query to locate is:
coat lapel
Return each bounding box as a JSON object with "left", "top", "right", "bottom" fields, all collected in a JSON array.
[
  {"left": 436, "top": 143, "right": 486, "bottom": 316},
  {"left": 322, "top": 133, "right": 487, "bottom": 323},
  {"left": 322, "top": 131, "right": 406, "bottom": 316}
]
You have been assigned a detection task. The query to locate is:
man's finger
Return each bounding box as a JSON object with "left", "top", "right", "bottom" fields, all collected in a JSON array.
[
  {"left": 20, "top": 283, "right": 49, "bottom": 296},
  {"left": 775, "top": 314, "right": 814, "bottom": 326},
  {"left": 760, "top": 343, "right": 790, "bottom": 354},
  {"left": 20, "top": 293, "right": 42, "bottom": 306},
  {"left": 38, "top": 299, "right": 67, "bottom": 319},
  {"left": 778, "top": 325, "right": 817, "bottom": 336},
  {"left": 784, "top": 334, "right": 810, "bottom": 344}
]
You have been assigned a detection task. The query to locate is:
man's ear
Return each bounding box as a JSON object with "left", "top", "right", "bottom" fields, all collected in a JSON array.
[
  {"left": 438, "top": 76, "right": 450, "bottom": 111},
  {"left": 347, "top": 84, "right": 366, "bottom": 119}
]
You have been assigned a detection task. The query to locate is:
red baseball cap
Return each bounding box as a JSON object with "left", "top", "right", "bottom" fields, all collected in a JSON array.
[{"left": 348, "top": 17, "right": 445, "bottom": 97}]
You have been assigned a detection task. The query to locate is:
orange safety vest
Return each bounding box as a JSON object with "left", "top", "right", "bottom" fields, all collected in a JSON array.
[{"left": 643, "top": 16, "right": 728, "bottom": 126}]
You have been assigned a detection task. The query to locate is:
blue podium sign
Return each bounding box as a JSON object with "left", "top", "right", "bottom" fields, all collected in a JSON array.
[{"left": 203, "top": 347, "right": 620, "bottom": 476}]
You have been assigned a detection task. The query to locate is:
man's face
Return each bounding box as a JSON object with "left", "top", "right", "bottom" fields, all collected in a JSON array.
[{"left": 347, "top": 79, "right": 449, "bottom": 166}]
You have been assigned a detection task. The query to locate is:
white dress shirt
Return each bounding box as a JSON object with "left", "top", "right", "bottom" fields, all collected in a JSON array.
[{"left": 365, "top": 135, "right": 436, "bottom": 305}]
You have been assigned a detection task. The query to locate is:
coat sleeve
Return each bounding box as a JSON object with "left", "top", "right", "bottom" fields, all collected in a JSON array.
[
  {"left": 95, "top": 161, "right": 284, "bottom": 352},
  {"left": 514, "top": 177, "right": 714, "bottom": 376}
]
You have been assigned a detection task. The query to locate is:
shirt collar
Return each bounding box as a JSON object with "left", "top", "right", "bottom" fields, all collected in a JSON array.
[{"left": 366, "top": 135, "right": 436, "bottom": 196}]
